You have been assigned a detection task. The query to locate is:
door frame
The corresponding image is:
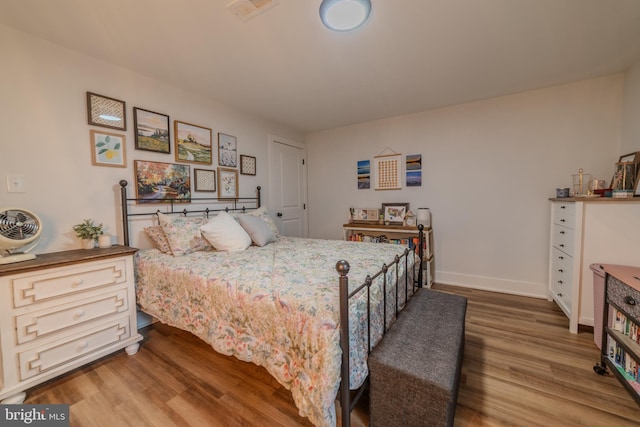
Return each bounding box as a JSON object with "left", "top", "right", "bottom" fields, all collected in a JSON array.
[{"left": 268, "top": 134, "right": 308, "bottom": 237}]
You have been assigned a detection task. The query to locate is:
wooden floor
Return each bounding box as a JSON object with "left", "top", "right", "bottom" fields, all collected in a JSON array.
[{"left": 25, "top": 284, "right": 639, "bottom": 426}]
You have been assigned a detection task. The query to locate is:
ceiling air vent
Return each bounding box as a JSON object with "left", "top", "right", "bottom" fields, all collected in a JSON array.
[{"left": 226, "top": 0, "right": 280, "bottom": 22}]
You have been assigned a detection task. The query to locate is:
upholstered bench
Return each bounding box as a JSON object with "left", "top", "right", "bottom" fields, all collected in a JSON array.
[{"left": 368, "top": 288, "right": 467, "bottom": 427}]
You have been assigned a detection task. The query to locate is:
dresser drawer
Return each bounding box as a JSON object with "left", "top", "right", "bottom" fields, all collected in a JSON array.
[
  {"left": 18, "top": 317, "right": 132, "bottom": 381},
  {"left": 607, "top": 274, "right": 640, "bottom": 320},
  {"left": 15, "top": 289, "right": 129, "bottom": 345},
  {"left": 551, "top": 224, "right": 574, "bottom": 255},
  {"left": 12, "top": 259, "right": 128, "bottom": 308},
  {"left": 552, "top": 203, "right": 575, "bottom": 229},
  {"left": 551, "top": 248, "right": 573, "bottom": 288}
]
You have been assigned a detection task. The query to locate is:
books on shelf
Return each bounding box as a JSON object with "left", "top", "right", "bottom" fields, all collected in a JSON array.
[
  {"left": 608, "top": 307, "right": 640, "bottom": 394},
  {"left": 612, "top": 307, "right": 640, "bottom": 344}
]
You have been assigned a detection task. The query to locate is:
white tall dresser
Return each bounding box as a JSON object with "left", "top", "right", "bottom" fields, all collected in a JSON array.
[{"left": 548, "top": 198, "right": 640, "bottom": 333}]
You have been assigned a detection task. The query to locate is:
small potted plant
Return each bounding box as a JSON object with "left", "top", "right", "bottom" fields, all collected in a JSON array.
[{"left": 73, "top": 219, "right": 104, "bottom": 249}]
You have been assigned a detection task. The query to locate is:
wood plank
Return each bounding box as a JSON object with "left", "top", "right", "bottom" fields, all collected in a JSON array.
[{"left": 23, "top": 283, "right": 639, "bottom": 426}]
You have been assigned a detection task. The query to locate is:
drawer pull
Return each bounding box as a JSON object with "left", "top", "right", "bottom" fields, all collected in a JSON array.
[
  {"left": 71, "top": 279, "right": 84, "bottom": 288},
  {"left": 558, "top": 293, "right": 563, "bottom": 297},
  {"left": 74, "top": 310, "right": 86, "bottom": 320},
  {"left": 558, "top": 269, "right": 563, "bottom": 273},
  {"left": 624, "top": 296, "right": 637, "bottom": 306},
  {"left": 561, "top": 206, "right": 566, "bottom": 209},
  {"left": 558, "top": 280, "right": 563, "bottom": 285},
  {"left": 560, "top": 231, "right": 565, "bottom": 235},
  {"left": 560, "top": 219, "right": 566, "bottom": 222},
  {"left": 559, "top": 256, "right": 564, "bottom": 260},
  {"left": 559, "top": 244, "right": 564, "bottom": 248},
  {"left": 77, "top": 341, "right": 89, "bottom": 351}
]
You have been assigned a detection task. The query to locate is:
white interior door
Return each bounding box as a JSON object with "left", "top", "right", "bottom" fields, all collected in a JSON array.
[{"left": 269, "top": 136, "right": 307, "bottom": 237}]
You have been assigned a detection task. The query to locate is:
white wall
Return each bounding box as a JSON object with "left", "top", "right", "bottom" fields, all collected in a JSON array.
[
  {"left": 621, "top": 58, "right": 640, "bottom": 154},
  {"left": 0, "top": 25, "right": 303, "bottom": 254},
  {"left": 306, "top": 75, "right": 624, "bottom": 297}
]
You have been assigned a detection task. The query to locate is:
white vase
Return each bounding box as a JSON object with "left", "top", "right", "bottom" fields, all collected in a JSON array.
[
  {"left": 81, "top": 239, "right": 95, "bottom": 249},
  {"left": 98, "top": 234, "right": 112, "bottom": 248}
]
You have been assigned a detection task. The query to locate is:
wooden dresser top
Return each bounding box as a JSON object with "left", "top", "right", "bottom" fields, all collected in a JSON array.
[{"left": 0, "top": 245, "right": 137, "bottom": 276}]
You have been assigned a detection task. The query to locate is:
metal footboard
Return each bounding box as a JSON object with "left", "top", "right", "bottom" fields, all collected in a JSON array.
[{"left": 336, "top": 225, "right": 424, "bottom": 427}]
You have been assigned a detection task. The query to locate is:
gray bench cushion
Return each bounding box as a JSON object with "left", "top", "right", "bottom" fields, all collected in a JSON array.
[{"left": 369, "top": 288, "right": 467, "bottom": 427}]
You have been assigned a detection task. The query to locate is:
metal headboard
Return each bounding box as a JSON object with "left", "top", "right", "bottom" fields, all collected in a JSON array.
[{"left": 118, "top": 180, "right": 261, "bottom": 246}]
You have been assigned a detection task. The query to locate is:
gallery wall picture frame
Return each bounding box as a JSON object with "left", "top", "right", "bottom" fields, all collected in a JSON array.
[
  {"left": 611, "top": 161, "right": 636, "bottom": 191},
  {"left": 87, "top": 92, "right": 127, "bottom": 131},
  {"left": 357, "top": 160, "right": 371, "bottom": 189},
  {"left": 218, "top": 133, "right": 238, "bottom": 167},
  {"left": 194, "top": 168, "right": 216, "bottom": 192},
  {"left": 240, "top": 155, "right": 256, "bottom": 175},
  {"left": 218, "top": 167, "right": 239, "bottom": 199},
  {"left": 374, "top": 153, "right": 402, "bottom": 190},
  {"left": 174, "top": 120, "right": 212, "bottom": 164},
  {"left": 134, "top": 160, "right": 191, "bottom": 203},
  {"left": 406, "top": 154, "right": 422, "bottom": 187},
  {"left": 616, "top": 152, "right": 640, "bottom": 195},
  {"left": 351, "top": 208, "right": 380, "bottom": 222},
  {"left": 134, "top": 107, "right": 170, "bottom": 154},
  {"left": 90, "top": 130, "right": 126, "bottom": 168},
  {"left": 381, "top": 203, "right": 410, "bottom": 224}
]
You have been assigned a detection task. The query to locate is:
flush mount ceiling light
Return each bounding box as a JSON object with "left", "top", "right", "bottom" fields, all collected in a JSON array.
[{"left": 319, "top": 0, "right": 371, "bottom": 32}]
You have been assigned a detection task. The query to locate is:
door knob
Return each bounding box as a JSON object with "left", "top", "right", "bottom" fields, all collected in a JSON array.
[{"left": 277, "top": 212, "right": 283, "bottom": 218}]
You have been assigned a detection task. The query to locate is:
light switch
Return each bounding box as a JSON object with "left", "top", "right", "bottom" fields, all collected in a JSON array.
[{"left": 7, "top": 175, "right": 25, "bottom": 193}]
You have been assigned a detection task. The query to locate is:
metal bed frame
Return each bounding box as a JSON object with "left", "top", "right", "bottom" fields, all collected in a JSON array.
[{"left": 118, "top": 180, "right": 424, "bottom": 427}]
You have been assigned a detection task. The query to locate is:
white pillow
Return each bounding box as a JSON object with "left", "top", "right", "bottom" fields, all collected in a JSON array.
[
  {"left": 200, "top": 211, "right": 252, "bottom": 252},
  {"left": 238, "top": 214, "right": 276, "bottom": 247}
]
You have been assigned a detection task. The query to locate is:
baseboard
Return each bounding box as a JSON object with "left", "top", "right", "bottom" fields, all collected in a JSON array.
[{"left": 436, "top": 270, "right": 548, "bottom": 299}]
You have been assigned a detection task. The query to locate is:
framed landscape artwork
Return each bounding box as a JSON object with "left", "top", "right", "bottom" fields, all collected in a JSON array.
[
  {"left": 134, "top": 160, "right": 191, "bottom": 203},
  {"left": 134, "top": 108, "right": 170, "bottom": 153},
  {"left": 174, "top": 120, "right": 212, "bottom": 164}
]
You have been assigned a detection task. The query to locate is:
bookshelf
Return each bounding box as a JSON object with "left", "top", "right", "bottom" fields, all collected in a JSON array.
[
  {"left": 594, "top": 264, "right": 640, "bottom": 406},
  {"left": 343, "top": 223, "right": 434, "bottom": 288}
]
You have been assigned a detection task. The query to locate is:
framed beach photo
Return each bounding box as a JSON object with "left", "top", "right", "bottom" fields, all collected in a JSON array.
[
  {"left": 194, "top": 168, "right": 216, "bottom": 192},
  {"left": 240, "top": 155, "right": 256, "bottom": 175},
  {"left": 90, "top": 130, "right": 126, "bottom": 168},
  {"left": 218, "top": 133, "right": 237, "bottom": 167},
  {"left": 87, "top": 92, "right": 126, "bottom": 131},
  {"left": 134, "top": 107, "right": 170, "bottom": 153},
  {"left": 218, "top": 167, "right": 238, "bottom": 199},
  {"left": 134, "top": 160, "right": 191, "bottom": 203},
  {"left": 381, "top": 203, "right": 409, "bottom": 224},
  {"left": 174, "top": 120, "right": 212, "bottom": 164}
]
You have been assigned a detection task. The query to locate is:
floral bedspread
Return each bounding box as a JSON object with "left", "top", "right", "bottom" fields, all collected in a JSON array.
[{"left": 134, "top": 237, "right": 415, "bottom": 427}]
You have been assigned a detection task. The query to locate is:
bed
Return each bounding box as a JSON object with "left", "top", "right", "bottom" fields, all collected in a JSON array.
[{"left": 118, "top": 181, "right": 424, "bottom": 427}]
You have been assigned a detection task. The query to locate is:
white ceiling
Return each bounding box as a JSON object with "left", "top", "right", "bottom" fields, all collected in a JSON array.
[{"left": 2, "top": 0, "right": 640, "bottom": 133}]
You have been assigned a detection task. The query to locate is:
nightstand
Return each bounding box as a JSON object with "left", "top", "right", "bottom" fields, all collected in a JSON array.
[{"left": 0, "top": 245, "right": 143, "bottom": 404}]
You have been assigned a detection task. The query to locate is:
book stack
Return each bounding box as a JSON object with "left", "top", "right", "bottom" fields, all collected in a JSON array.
[{"left": 607, "top": 308, "right": 640, "bottom": 393}]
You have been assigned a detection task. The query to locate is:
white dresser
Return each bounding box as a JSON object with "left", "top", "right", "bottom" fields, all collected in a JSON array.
[
  {"left": 0, "top": 246, "right": 143, "bottom": 403},
  {"left": 548, "top": 198, "right": 640, "bottom": 333}
]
